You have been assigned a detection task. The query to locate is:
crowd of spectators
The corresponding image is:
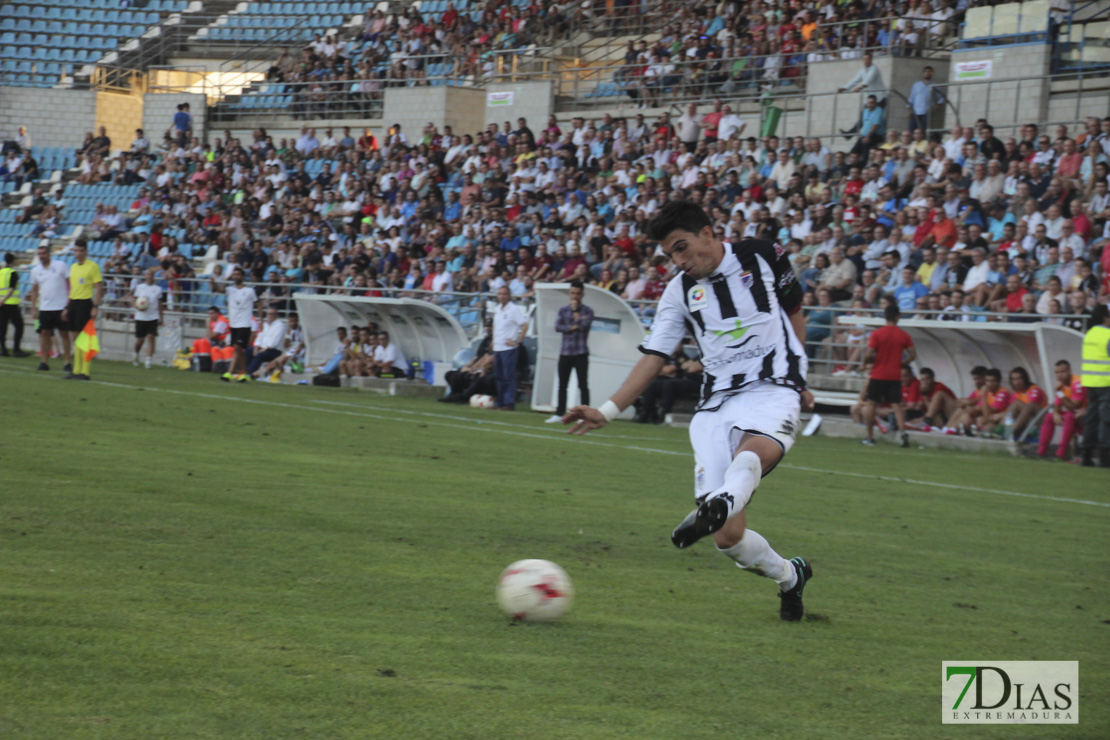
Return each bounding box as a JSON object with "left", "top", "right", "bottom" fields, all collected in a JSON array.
[
  {"left": 255, "top": 0, "right": 632, "bottom": 117},
  {"left": 51, "top": 97, "right": 1106, "bottom": 333}
]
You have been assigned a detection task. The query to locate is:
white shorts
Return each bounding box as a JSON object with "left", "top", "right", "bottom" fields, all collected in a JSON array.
[{"left": 689, "top": 383, "right": 801, "bottom": 502}]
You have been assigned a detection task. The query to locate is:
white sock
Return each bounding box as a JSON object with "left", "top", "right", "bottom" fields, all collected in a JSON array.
[
  {"left": 718, "top": 529, "right": 797, "bottom": 591},
  {"left": 707, "top": 450, "right": 762, "bottom": 520}
]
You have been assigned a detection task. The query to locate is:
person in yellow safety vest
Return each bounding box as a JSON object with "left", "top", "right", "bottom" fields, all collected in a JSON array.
[
  {"left": 0, "top": 252, "right": 30, "bottom": 357},
  {"left": 1080, "top": 303, "right": 1110, "bottom": 467}
]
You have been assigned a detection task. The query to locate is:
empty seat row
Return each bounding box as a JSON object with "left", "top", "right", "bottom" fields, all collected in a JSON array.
[
  {"left": 0, "top": 19, "right": 149, "bottom": 35},
  {"left": 204, "top": 26, "right": 317, "bottom": 41},
  {"left": 1, "top": 46, "right": 106, "bottom": 61},
  {"left": 14, "top": 0, "right": 179, "bottom": 10},
  {"left": 252, "top": 1, "right": 361, "bottom": 14},
  {"left": 0, "top": 6, "right": 159, "bottom": 24},
  {"left": 0, "top": 61, "right": 71, "bottom": 76}
]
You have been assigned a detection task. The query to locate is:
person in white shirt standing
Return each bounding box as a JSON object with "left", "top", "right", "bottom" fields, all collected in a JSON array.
[
  {"left": 246, "top": 306, "right": 286, "bottom": 379},
  {"left": 492, "top": 285, "right": 528, "bottom": 410},
  {"left": 130, "top": 267, "right": 163, "bottom": 368},
  {"left": 28, "top": 244, "right": 72, "bottom": 372},
  {"left": 717, "top": 104, "right": 746, "bottom": 142},
  {"left": 210, "top": 266, "right": 257, "bottom": 382}
]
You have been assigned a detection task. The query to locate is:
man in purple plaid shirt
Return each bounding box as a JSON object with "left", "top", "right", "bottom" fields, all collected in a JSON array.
[{"left": 546, "top": 280, "right": 594, "bottom": 423}]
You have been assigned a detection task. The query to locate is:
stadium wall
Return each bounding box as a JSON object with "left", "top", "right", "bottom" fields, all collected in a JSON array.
[
  {"left": 483, "top": 81, "right": 553, "bottom": 130},
  {"left": 0, "top": 86, "right": 98, "bottom": 148},
  {"left": 382, "top": 86, "right": 486, "bottom": 145},
  {"left": 96, "top": 91, "right": 145, "bottom": 158},
  {"left": 143, "top": 92, "right": 208, "bottom": 141},
  {"left": 947, "top": 44, "right": 1052, "bottom": 137},
  {"left": 803, "top": 56, "right": 951, "bottom": 142}
]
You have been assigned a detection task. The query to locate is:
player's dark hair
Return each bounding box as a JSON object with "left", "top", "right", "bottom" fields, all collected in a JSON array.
[
  {"left": 919, "top": 367, "right": 935, "bottom": 379},
  {"left": 971, "top": 365, "right": 988, "bottom": 376},
  {"left": 3, "top": 252, "right": 13, "bottom": 265},
  {"left": 884, "top": 303, "right": 900, "bottom": 322},
  {"left": 1010, "top": 367, "right": 1031, "bottom": 386},
  {"left": 1091, "top": 303, "right": 1110, "bottom": 325},
  {"left": 569, "top": 279, "right": 584, "bottom": 290},
  {"left": 985, "top": 368, "right": 1002, "bottom": 381},
  {"left": 1055, "top": 359, "right": 1071, "bottom": 369},
  {"left": 901, "top": 363, "right": 915, "bottom": 375},
  {"left": 646, "top": 200, "right": 712, "bottom": 242}
]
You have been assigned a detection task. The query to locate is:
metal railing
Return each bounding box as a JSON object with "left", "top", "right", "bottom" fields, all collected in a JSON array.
[
  {"left": 800, "top": 304, "right": 1090, "bottom": 376},
  {"left": 10, "top": 265, "right": 1086, "bottom": 347}
]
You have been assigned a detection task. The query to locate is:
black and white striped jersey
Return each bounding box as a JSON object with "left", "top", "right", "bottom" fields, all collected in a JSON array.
[{"left": 639, "top": 239, "right": 808, "bottom": 411}]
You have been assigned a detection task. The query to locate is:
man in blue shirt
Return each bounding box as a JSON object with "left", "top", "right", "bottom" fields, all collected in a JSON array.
[
  {"left": 853, "top": 95, "right": 886, "bottom": 159},
  {"left": 893, "top": 267, "right": 930, "bottom": 311},
  {"left": 172, "top": 103, "right": 192, "bottom": 140},
  {"left": 905, "top": 66, "right": 943, "bottom": 133}
]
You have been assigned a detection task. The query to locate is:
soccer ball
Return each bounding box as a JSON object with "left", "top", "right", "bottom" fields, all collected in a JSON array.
[
  {"left": 496, "top": 559, "right": 573, "bottom": 622},
  {"left": 469, "top": 394, "right": 497, "bottom": 409},
  {"left": 134, "top": 296, "right": 150, "bottom": 311}
]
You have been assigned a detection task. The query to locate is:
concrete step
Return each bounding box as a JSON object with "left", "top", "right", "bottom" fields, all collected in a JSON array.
[
  {"left": 342, "top": 375, "right": 445, "bottom": 398},
  {"left": 808, "top": 372, "right": 868, "bottom": 393},
  {"left": 817, "top": 417, "right": 1021, "bottom": 455}
]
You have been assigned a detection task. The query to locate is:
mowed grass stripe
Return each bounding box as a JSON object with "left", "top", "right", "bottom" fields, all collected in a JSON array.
[{"left": 1, "top": 360, "right": 1107, "bottom": 739}]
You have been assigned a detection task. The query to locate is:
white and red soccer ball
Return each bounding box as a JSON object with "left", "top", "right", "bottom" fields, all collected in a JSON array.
[
  {"left": 469, "top": 394, "right": 497, "bottom": 409},
  {"left": 496, "top": 559, "right": 573, "bottom": 622}
]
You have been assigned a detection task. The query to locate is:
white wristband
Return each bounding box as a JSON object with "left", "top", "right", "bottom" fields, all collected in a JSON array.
[{"left": 598, "top": 400, "right": 620, "bottom": 423}]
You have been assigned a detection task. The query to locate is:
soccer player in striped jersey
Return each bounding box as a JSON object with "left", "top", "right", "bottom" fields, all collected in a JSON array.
[{"left": 563, "top": 201, "right": 816, "bottom": 621}]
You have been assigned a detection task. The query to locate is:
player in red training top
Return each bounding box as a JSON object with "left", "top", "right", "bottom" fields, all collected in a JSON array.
[
  {"left": 901, "top": 365, "right": 924, "bottom": 421},
  {"left": 1038, "top": 359, "right": 1087, "bottom": 459},
  {"left": 943, "top": 365, "right": 988, "bottom": 435},
  {"left": 919, "top": 367, "right": 957, "bottom": 429},
  {"left": 975, "top": 368, "right": 1015, "bottom": 435},
  {"left": 862, "top": 304, "right": 916, "bottom": 447},
  {"left": 1004, "top": 366, "right": 1048, "bottom": 440}
]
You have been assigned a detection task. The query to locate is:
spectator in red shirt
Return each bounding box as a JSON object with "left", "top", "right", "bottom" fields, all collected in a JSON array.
[
  {"left": 919, "top": 367, "right": 958, "bottom": 428},
  {"left": 862, "top": 304, "right": 916, "bottom": 447},
  {"left": 990, "top": 274, "right": 1030, "bottom": 314},
  {"left": 641, "top": 265, "right": 667, "bottom": 301}
]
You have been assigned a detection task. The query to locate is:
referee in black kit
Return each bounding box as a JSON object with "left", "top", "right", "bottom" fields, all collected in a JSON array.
[{"left": 546, "top": 280, "right": 594, "bottom": 423}]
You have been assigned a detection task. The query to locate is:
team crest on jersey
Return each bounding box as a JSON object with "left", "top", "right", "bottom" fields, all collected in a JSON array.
[
  {"left": 687, "top": 285, "right": 708, "bottom": 312},
  {"left": 739, "top": 271, "right": 754, "bottom": 290}
]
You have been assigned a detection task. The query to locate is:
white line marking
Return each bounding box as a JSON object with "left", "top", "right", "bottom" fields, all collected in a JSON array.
[
  {"left": 310, "top": 398, "right": 677, "bottom": 441},
  {"left": 2, "top": 363, "right": 1107, "bottom": 510}
]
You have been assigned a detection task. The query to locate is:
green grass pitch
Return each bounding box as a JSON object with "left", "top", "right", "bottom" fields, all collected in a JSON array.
[{"left": 1, "top": 358, "right": 1107, "bottom": 739}]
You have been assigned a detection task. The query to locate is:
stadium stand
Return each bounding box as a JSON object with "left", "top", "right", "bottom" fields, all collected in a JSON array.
[
  {"left": 0, "top": 0, "right": 1107, "bottom": 442},
  {"left": 0, "top": 0, "right": 186, "bottom": 86}
]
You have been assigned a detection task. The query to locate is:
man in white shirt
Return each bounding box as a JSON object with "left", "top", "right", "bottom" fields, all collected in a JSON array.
[
  {"left": 430, "top": 260, "right": 454, "bottom": 295},
  {"left": 28, "top": 244, "right": 72, "bottom": 372},
  {"left": 942, "top": 125, "right": 966, "bottom": 161},
  {"left": 677, "top": 102, "right": 701, "bottom": 153},
  {"left": 838, "top": 52, "right": 886, "bottom": 135},
  {"left": 130, "top": 267, "right": 163, "bottom": 369},
  {"left": 210, "top": 266, "right": 257, "bottom": 381},
  {"left": 717, "top": 104, "right": 746, "bottom": 141},
  {"left": 295, "top": 127, "right": 319, "bottom": 156},
  {"left": 492, "top": 285, "right": 528, "bottom": 410},
  {"left": 246, "top": 306, "right": 286, "bottom": 379},
  {"left": 371, "top": 330, "right": 408, "bottom": 378}
]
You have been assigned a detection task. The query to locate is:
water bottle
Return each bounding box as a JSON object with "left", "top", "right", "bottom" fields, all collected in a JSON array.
[{"left": 1002, "top": 412, "right": 1014, "bottom": 441}]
